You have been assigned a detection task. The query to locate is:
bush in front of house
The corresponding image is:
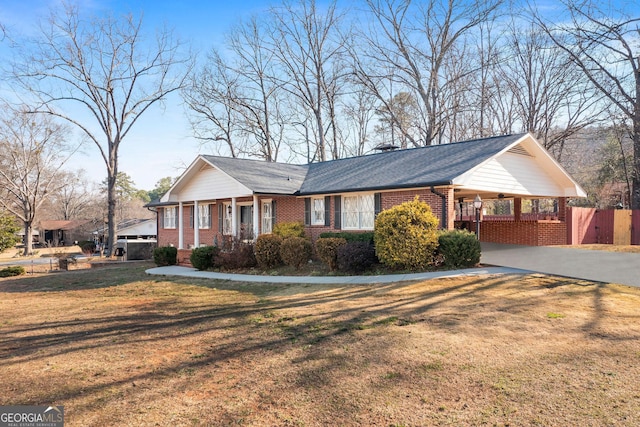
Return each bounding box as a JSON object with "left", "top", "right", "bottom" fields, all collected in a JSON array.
[
  {"left": 315, "top": 237, "right": 347, "bottom": 271},
  {"left": 318, "top": 231, "right": 374, "bottom": 244},
  {"left": 437, "top": 229, "right": 481, "bottom": 269},
  {"left": 254, "top": 234, "right": 283, "bottom": 269},
  {"left": 273, "top": 221, "right": 306, "bottom": 239},
  {"left": 374, "top": 196, "right": 440, "bottom": 270},
  {"left": 189, "top": 246, "right": 219, "bottom": 271},
  {"left": 0, "top": 265, "right": 25, "bottom": 277},
  {"left": 215, "top": 240, "right": 256, "bottom": 270},
  {"left": 337, "top": 241, "right": 377, "bottom": 273},
  {"left": 280, "top": 237, "right": 312, "bottom": 269},
  {"left": 153, "top": 246, "right": 178, "bottom": 266}
]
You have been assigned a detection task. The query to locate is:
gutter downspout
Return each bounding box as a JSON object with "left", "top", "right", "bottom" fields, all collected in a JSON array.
[{"left": 430, "top": 186, "right": 447, "bottom": 229}]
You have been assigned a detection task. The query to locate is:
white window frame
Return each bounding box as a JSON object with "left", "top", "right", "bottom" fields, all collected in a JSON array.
[
  {"left": 262, "top": 200, "right": 273, "bottom": 234},
  {"left": 223, "top": 202, "right": 232, "bottom": 235},
  {"left": 198, "top": 203, "right": 211, "bottom": 229},
  {"left": 342, "top": 193, "right": 375, "bottom": 230},
  {"left": 311, "top": 197, "right": 325, "bottom": 226},
  {"left": 164, "top": 206, "right": 177, "bottom": 229}
]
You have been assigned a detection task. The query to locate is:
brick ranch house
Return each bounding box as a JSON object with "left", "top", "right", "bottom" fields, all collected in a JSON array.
[{"left": 148, "top": 133, "right": 586, "bottom": 264}]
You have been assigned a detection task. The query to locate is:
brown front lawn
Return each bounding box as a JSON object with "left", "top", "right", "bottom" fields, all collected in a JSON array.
[{"left": 1, "top": 264, "right": 639, "bottom": 426}]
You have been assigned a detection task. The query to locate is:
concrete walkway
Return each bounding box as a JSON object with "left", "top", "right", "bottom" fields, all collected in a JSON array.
[
  {"left": 145, "top": 265, "right": 526, "bottom": 285},
  {"left": 481, "top": 243, "right": 640, "bottom": 287},
  {"left": 146, "top": 244, "right": 639, "bottom": 287}
]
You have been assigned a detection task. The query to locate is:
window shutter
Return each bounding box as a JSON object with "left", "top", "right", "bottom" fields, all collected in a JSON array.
[
  {"left": 160, "top": 208, "right": 164, "bottom": 228},
  {"left": 304, "top": 198, "right": 311, "bottom": 226},
  {"left": 324, "top": 196, "right": 331, "bottom": 226},
  {"left": 189, "top": 206, "right": 194, "bottom": 229},
  {"left": 218, "top": 203, "right": 223, "bottom": 233},
  {"left": 208, "top": 204, "right": 212, "bottom": 228},
  {"left": 374, "top": 193, "right": 382, "bottom": 216},
  {"left": 271, "top": 200, "right": 277, "bottom": 225},
  {"left": 334, "top": 195, "right": 341, "bottom": 230}
]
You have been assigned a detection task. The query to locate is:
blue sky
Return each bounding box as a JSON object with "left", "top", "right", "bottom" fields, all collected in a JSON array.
[
  {"left": 1, "top": 0, "right": 635, "bottom": 190},
  {"left": 0, "top": 0, "right": 283, "bottom": 190}
]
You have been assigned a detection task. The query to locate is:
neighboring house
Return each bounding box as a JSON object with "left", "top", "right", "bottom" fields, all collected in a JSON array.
[
  {"left": 114, "top": 218, "right": 157, "bottom": 240},
  {"left": 148, "top": 133, "right": 586, "bottom": 258},
  {"left": 38, "top": 220, "right": 93, "bottom": 246}
]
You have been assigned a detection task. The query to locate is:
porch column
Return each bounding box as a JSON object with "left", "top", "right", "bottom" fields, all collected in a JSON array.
[
  {"left": 514, "top": 198, "right": 522, "bottom": 222},
  {"left": 178, "top": 202, "right": 184, "bottom": 249},
  {"left": 231, "top": 197, "right": 238, "bottom": 237},
  {"left": 194, "top": 200, "right": 200, "bottom": 247},
  {"left": 253, "top": 195, "right": 260, "bottom": 239}
]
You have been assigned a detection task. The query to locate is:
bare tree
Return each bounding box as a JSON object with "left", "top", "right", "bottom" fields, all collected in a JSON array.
[
  {"left": 183, "top": 50, "right": 243, "bottom": 158},
  {"left": 536, "top": 1, "right": 640, "bottom": 207},
  {"left": 0, "top": 106, "right": 75, "bottom": 255},
  {"left": 268, "top": 0, "right": 349, "bottom": 161},
  {"left": 500, "top": 20, "right": 599, "bottom": 159},
  {"left": 356, "top": 0, "right": 502, "bottom": 146},
  {"left": 12, "top": 4, "right": 191, "bottom": 255},
  {"left": 49, "top": 169, "right": 95, "bottom": 220}
]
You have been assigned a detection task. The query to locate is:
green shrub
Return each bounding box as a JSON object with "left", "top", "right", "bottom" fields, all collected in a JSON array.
[
  {"left": 315, "top": 237, "right": 347, "bottom": 271},
  {"left": 318, "top": 231, "right": 374, "bottom": 244},
  {"left": 254, "top": 234, "right": 283, "bottom": 269},
  {"left": 337, "top": 242, "right": 377, "bottom": 273},
  {"left": 189, "top": 245, "right": 219, "bottom": 271},
  {"left": 153, "top": 246, "right": 178, "bottom": 266},
  {"left": 280, "top": 237, "right": 312, "bottom": 269},
  {"left": 215, "top": 241, "right": 256, "bottom": 270},
  {"left": 273, "top": 221, "right": 306, "bottom": 239},
  {"left": 0, "top": 265, "right": 25, "bottom": 277},
  {"left": 374, "top": 197, "right": 440, "bottom": 270},
  {"left": 437, "top": 229, "right": 481, "bottom": 268}
]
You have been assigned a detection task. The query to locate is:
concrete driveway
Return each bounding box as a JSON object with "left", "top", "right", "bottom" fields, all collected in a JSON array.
[{"left": 481, "top": 243, "right": 640, "bottom": 287}]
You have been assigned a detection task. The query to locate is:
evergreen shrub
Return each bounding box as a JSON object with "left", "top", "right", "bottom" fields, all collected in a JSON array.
[
  {"left": 315, "top": 237, "right": 347, "bottom": 271},
  {"left": 437, "top": 230, "right": 481, "bottom": 268},
  {"left": 374, "top": 197, "right": 440, "bottom": 270}
]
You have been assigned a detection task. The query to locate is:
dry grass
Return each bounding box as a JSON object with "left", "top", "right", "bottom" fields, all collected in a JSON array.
[
  {"left": 554, "top": 244, "right": 640, "bottom": 253},
  {"left": 2, "top": 264, "right": 640, "bottom": 426}
]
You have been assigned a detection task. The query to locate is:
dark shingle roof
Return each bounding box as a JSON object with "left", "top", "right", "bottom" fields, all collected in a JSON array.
[
  {"left": 299, "top": 134, "right": 525, "bottom": 195},
  {"left": 202, "top": 155, "right": 309, "bottom": 194}
]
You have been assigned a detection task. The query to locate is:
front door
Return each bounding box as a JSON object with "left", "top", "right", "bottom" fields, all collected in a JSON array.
[{"left": 240, "top": 205, "right": 253, "bottom": 239}]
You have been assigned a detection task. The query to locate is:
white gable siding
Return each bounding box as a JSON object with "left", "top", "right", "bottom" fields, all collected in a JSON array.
[
  {"left": 455, "top": 152, "right": 568, "bottom": 196},
  {"left": 178, "top": 166, "right": 251, "bottom": 201}
]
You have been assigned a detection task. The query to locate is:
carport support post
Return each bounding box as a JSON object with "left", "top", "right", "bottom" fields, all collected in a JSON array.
[{"left": 514, "top": 198, "right": 522, "bottom": 222}]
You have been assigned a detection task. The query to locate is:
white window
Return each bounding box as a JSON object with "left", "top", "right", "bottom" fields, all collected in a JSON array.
[
  {"left": 312, "top": 197, "right": 325, "bottom": 225},
  {"left": 223, "top": 203, "right": 232, "bottom": 235},
  {"left": 198, "top": 204, "right": 211, "bottom": 229},
  {"left": 262, "top": 201, "right": 273, "bottom": 234},
  {"left": 163, "top": 207, "right": 177, "bottom": 229},
  {"left": 342, "top": 194, "right": 374, "bottom": 230}
]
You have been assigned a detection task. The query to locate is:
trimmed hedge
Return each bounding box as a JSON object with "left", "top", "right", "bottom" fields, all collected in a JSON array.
[
  {"left": 153, "top": 246, "right": 178, "bottom": 266},
  {"left": 254, "top": 234, "right": 283, "bottom": 269},
  {"left": 190, "top": 246, "right": 219, "bottom": 271},
  {"left": 315, "top": 237, "right": 347, "bottom": 271},
  {"left": 437, "top": 230, "right": 481, "bottom": 268},
  {"left": 337, "top": 242, "right": 377, "bottom": 273},
  {"left": 319, "top": 231, "right": 374, "bottom": 244},
  {"left": 0, "top": 265, "right": 25, "bottom": 277},
  {"left": 273, "top": 221, "right": 306, "bottom": 239},
  {"left": 374, "top": 197, "right": 440, "bottom": 270},
  {"left": 280, "top": 237, "right": 312, "bottom": 269}
]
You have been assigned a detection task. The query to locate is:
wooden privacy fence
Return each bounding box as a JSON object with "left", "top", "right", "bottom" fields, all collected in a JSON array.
[{"left": 567, "top": 207, "right": 639, "bottom": 245}]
